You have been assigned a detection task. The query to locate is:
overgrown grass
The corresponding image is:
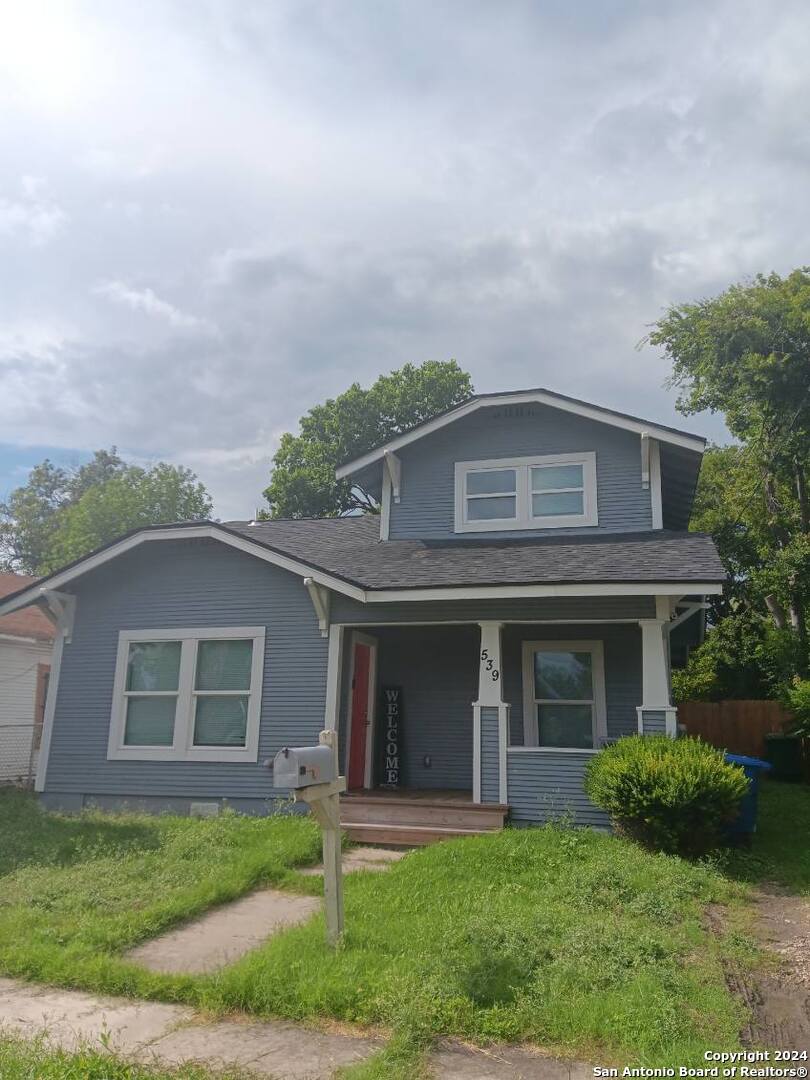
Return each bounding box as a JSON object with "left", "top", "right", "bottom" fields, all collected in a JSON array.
[
  {"left": 202, "top": 826, "right": 748, "bottom": 1066},
  {"left": 0, "top": 1031, "right": 252, "bottom": 1079},
  {"left": 726, "top": 779, "right": 810, "bottom": 893},
  {"left": 0, "top": 787, "right": 762, "bottom": 1067},
  {"left": 0, "top": 788, "right": 322, "bottom": 1001}
]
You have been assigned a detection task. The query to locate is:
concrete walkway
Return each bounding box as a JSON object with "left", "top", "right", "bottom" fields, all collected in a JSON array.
[
  {"left": 128, "top": 889, "right": 321, "bottom": 975},
  {"left": 298, "top": 845, "right": 407, "bottom": 876},
  {"left": 0, "top": 977, "right": 377, "bottom": 1078},
  {"left": 127, "top": 847, "right": 408, "bottom": 975},
  {"left": 0, "top": 976, "right": 593, "bottom": 1079}
]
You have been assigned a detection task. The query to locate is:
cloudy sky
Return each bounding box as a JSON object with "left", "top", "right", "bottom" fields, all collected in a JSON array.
[{"left": 1, "top": 1, "right": 807, "bottom": 519}]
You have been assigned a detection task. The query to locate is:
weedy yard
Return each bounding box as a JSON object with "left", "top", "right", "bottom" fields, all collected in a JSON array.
[
  {"left": 2, "top": 785, "right": 804, "bottom": 1073},
  {"left": 0, "top": 1031, "right": 252, "bottom": 1080}
]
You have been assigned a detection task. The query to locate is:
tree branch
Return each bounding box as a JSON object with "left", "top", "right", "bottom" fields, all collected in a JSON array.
[{"left": 764, "top": 593, "right": 787, "bottom": 630}]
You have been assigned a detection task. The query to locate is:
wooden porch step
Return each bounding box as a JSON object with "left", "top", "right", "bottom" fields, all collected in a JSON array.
[
  {"left": 340, "top": 821, "right": 501, "bottom": 847},
  {"left": 340, "top": 797, "right": 507, "bottom": 831},
  {"left": 341, "top": 799, "right": 507, "bottom": 829},
  {"left": 339, "top": 793, "right": 509, "bottom": 846}
]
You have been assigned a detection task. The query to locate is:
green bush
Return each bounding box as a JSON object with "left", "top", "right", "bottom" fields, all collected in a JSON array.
[
  {"left": 786, "top": 678, "right": 810, "bottom": 738},
  {"left": 584, "top": 735, "right": 749, "bottom": 856},
  {"left": 671, "top": 613, "right": 800, "bottom": 703}
]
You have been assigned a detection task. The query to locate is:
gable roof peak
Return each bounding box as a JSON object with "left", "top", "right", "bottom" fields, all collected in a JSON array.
[{"left": 335, "top": 385, "right": 706, "bottom": 480}]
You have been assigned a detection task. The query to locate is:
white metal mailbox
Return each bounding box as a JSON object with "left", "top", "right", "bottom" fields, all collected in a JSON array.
[{"left": 272, "top": 744, "right": 337, "bottom": 789}]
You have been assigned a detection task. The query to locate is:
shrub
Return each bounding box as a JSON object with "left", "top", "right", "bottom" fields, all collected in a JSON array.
[
  {"left": 584, "top": 735, "right": 749, "bottom": 857},
  {"left": 786, "top": 678, "right": 810, "bottom": 738},
  {"left": 671, "top": 613, "right": 800, "bottom": 703}
]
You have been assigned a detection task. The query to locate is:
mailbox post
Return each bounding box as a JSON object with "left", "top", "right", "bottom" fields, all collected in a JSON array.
[{"left": 272, "top": 730, "right": 346, "bottom": 947}]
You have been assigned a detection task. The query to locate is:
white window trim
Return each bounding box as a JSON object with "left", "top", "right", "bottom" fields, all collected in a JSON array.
[
  {"left": 521, "top": 639, "right": 607, "bottom": 749},
  {"left": 107, "top": 626, "right": 265, "bottom": 763},
  {"left": 454, "top": 453, "right": 598, "bottom": 533}
]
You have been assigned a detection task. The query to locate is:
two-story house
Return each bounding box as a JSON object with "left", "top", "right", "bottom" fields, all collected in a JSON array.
[{"left": 0, "top": 388, "right": 724, "bottom": 842}]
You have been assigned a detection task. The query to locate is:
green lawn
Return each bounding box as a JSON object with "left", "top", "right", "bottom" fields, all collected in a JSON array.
[
  {"left": 0, "top": 1032, "right": 253, "bottom": 1079},
  {"left": 727, "top": 777, "right": 810, "bottom": 893},
  {"left": 4, "top": 785, "right": 805, "bottom": 1069}
]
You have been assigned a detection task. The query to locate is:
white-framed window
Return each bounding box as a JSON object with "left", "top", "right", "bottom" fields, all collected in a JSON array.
[
  {"left": 107, "top": 627, "right": 265, "bottom": 762},
  {"left": 454, "top": 453, "right": 597, "bottom": 533},
  {"left": 520, "top": 640, "right": 607, "bottom": 750}
]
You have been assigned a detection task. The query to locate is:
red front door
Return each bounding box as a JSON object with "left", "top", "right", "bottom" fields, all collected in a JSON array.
[{"left": 348, "top": 642, "right": 372, "bottom": 789}]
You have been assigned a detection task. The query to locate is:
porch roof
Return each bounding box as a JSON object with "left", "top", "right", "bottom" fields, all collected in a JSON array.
[{"left": 225, "top": 515, "right": 725, "bottom": 590}]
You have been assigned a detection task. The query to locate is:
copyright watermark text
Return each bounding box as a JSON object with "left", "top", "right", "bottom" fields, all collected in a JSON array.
[{"left": 593, "top": 1052, "right": 808, "bottom": 1079}]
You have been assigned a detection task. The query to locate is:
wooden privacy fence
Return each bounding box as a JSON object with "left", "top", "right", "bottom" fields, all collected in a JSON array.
[{"left": 678, "top": 700, "right": 792, "bottom": 757}]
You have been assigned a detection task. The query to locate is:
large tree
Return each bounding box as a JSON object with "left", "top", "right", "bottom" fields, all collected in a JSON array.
[
  {"left": 649, "top": 268, "right": 810, "bottom": 675},
  {"left": 0, "top": 450, "right": 212, "bottom": 575},
  {"left": 263, "top": 360, "right": 474, "bottom": 518}
]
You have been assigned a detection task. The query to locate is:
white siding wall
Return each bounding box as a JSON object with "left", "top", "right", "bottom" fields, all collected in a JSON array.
[{"left": 0, "top": 638, "right": 51, "bottom": 783}]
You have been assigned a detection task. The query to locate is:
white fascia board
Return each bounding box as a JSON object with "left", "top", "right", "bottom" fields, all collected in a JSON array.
[
  {"left": 335, "top": 392, "right": 706, "bottom": 478},
  {"left": 366, "top": 581, "right": 724, "bottom": 602},
  {"left": 0, "top": 526, "right": 367, "bottom": 617}
]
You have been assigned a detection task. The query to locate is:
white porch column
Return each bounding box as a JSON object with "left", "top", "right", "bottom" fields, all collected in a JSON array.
[
  {"left": 35, "top": 591, "right": 76, "bottom": 793},
  {"left": 473, "top": 621, "right": 509, "bottom": 804},
  {"left": 637, "top": 596, "right": 677, "bottom": 737},
  {"left": 323, "top": 624, "right": 345, "bottom": 732}
]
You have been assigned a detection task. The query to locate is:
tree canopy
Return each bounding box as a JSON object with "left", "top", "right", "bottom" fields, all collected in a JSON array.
[
  {"left": 649, "top": 268, "right": 810, "bottom": 685},
  {"left": 263, "top": 360, "right": 474, "bottom": 518},
  {"left": 0, "top": 450, "right": 213, "bottom": 575}
]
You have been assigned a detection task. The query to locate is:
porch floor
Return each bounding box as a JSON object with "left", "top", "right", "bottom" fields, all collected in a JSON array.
[
  {"left": 342, "top": 787, "right": 474, "bottom": 803},
  {"left": 339, "top": 788, "right": 509, "bottom": 846}
]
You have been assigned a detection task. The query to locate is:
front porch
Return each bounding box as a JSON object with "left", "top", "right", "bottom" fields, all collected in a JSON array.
[
  {"left": 339, "top": 787, "right": 509, "bottom": 845},
  {"left": 326, "top": 595, "right": 686, "bottom": 838}
]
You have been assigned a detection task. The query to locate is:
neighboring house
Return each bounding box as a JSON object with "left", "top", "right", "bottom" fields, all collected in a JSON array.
[
  {"left": 0, "top": 388, "right": 723, "bottom": 840},
  {"left": 0, "top": 572, "right": 54, "bottom": 785}
]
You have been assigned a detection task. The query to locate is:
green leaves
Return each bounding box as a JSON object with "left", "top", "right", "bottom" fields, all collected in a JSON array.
[
  {"left": 585, "top": 736, "right": 750, "bottom": 857},
  {"left": 651, "top": 269, "right": 810, "bottom": 680},
  {"left": 262, "top": 360, "right": 474, "bottom": 518},
  {"left": 652, "top": 269, "right": 810, "bottom": 456},
  {"left": 0, "top": 449, "right": 213, "bottom": 574}
]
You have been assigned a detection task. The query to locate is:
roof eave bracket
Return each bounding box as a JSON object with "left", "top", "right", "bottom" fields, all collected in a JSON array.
[
  {"left": 303, "top": 577, "right": 331, "bottom": 637},
  {"left": 640, "top": 432, "right": 651, "bottom": 490},
  {"left": 40, "top": 589, "right": 76, "bottom": 643},
  {"left": 383, "top": 450, "right": 401, "bottom": 504}
]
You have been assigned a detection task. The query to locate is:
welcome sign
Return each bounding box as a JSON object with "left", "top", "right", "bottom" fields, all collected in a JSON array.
[{"left": 380, "top": 686, "right": 402, "bottom": 787}]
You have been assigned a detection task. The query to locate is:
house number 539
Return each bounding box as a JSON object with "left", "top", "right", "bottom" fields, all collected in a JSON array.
[{"left": 480, "top": 648, "right": 500, "bottom": 682}]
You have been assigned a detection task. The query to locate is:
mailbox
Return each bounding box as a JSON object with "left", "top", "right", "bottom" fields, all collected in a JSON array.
[{"left": 272, "top": 744, "right": 336, "bottom": 789}]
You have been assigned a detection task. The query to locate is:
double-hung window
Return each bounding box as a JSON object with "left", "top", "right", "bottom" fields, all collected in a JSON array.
[
  {"left": 108, "top": 627, "right": 265, "bottom": 762},
  {"left": 455, "top": 453, "right": 597, "bottom": 532},
  {"left": 521, "top": 640, "right": 607, "bottom": 750}
]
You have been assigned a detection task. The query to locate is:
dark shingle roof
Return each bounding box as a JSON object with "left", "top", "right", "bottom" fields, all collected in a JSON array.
[{"left": 223, "top": 516, "right": 725, "bottom": 590}]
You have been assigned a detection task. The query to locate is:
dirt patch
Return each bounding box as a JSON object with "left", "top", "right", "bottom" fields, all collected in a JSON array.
[{"left": 711, "top": 888, "right": 810, "bottom": 1050}]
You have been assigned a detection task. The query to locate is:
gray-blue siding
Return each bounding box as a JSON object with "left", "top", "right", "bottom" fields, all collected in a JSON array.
[
  {"left": 640, "top": 709, "right": 667, "bottom": 734},
  {"left": 479, "top": 707, "right": 500, "bottom": 803},
  {"left": 388, "top": 403, "right": 653, "bottom": 540},
  {"left": 44, "top": 538, "right": 328, "bottom": 802},
  {"left": 507, "top": 750, "right": 609, "bottom": 827}
]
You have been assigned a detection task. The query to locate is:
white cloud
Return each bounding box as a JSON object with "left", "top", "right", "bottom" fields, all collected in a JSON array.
[
  {"left": 0, "top": 176, "right": 66, "bottom": 245},
  {"left": 93, "top": 280, "right": 218, "bottom": 336},
  {"left": 0, "top": 0, "right": 807, "bottom": 516}
]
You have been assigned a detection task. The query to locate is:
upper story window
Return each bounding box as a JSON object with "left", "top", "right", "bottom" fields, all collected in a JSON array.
[
  {"left": 454, "top": 452, "right": 597, "bottom": 533},
  {"left": 107, "top": 626, "right": 265, "bottom": 763}
]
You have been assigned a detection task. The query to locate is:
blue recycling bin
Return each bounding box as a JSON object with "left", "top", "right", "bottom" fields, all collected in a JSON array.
[{"left": 724, "top": 753, "right": 772, "bottom": 842}]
